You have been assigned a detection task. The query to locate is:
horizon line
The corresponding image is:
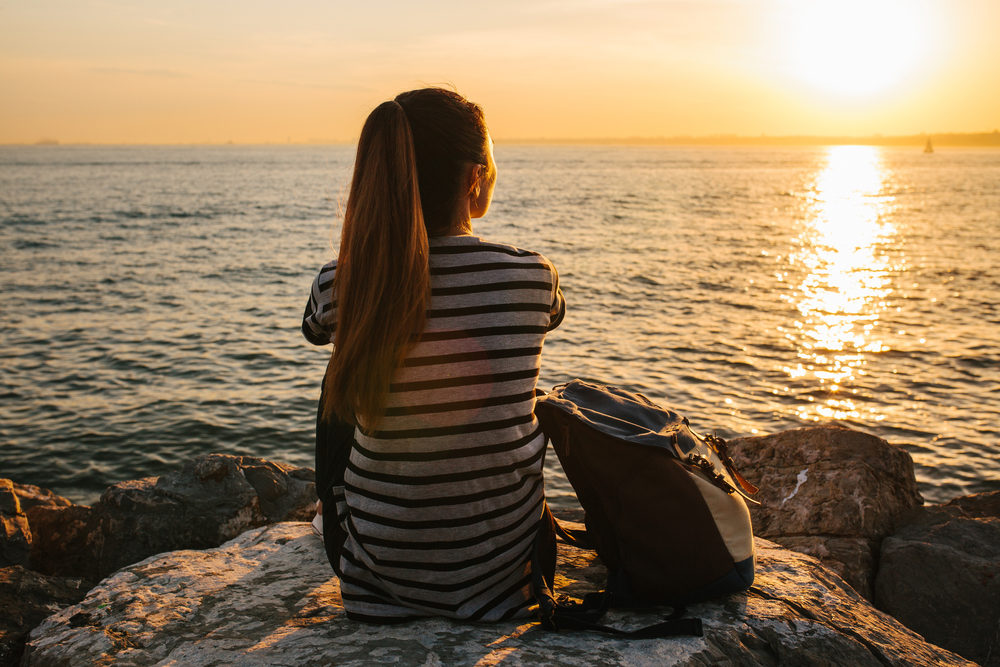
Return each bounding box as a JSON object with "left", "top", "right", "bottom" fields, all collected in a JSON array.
[{"left": 8, "top": 129, "right": 1000, "bottom": 148}]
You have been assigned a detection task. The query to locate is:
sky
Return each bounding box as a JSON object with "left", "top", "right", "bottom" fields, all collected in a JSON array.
[{"left": 1, "top": 0, "right": 998, "bottom": 144}]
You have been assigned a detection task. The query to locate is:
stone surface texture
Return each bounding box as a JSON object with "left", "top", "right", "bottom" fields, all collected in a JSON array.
[
  {"left": 0, "top": 479, "right": 32, "bottom": 568},
  {"left": 0, "top": 565, "right": 90, "bottom": 667},
  {"left": 2, "top": 482, "right": 92, "bottom": 577},
  {"left": 37, "top": 454, "right": 315, "bottom": 581},
  {"left": 24, "top": 522, "right": 972, "bottom": 667},
  {"left": 23, "top": 504, "right": 92, "bottom": 578},
  {"left": 946, "top": 490, "right": 1000, "bottom": 518},
  {"left": 875, "top": 490, "right": 1000, "bottom": 666},
  {"left": 727, "top": 426, "right": 923, "bottom": 599},
  {"left": 9, "top": 484, "right": 72, "bottom": 512}
]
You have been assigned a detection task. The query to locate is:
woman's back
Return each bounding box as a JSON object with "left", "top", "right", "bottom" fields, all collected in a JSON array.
[{"left": 304, "top": 234, "right": 564, "bottom": 622}]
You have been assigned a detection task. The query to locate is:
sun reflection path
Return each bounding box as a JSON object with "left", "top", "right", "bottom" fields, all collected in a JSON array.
[{"left": 782, "top": 146, "right": 899, "bottom": 422}]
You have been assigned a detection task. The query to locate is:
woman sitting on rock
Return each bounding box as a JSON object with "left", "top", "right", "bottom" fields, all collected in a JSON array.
[{"left": 302, "top": 88, "right": 565, "bottom": 623}]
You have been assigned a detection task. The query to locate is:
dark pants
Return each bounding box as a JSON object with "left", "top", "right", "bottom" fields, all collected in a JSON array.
[{"left": 315, "top": 380, "right": 353, "bottom": 576}]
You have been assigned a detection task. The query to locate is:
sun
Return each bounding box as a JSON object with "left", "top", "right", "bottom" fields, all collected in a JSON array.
[{"left": 781, "top": 0, "right": 932, "bottom": 99}]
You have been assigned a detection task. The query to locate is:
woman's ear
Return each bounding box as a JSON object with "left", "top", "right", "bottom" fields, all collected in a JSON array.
[{"left": 467, "top": 163, "right": 482, "bottom": 195}]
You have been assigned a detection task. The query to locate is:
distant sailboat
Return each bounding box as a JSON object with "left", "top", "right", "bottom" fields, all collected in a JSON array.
[{"left": 924, "top": 137, "right": 934, "bottom": 153}]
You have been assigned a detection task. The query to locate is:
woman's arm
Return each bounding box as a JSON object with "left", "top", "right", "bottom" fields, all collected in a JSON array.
[
  {"left": 547, "top": 261, "right": 566, "bottom": 331},
  {"left": 302, "top": 260, "right": 338, "bottom": 345}
]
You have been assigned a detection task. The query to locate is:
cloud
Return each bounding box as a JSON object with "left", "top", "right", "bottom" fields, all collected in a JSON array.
[
  {"left": 88, "top": 67, "right": 189, "bottom": 78},
  {"left": 237, "top": 78, "right": 371, "bottom": 92}
]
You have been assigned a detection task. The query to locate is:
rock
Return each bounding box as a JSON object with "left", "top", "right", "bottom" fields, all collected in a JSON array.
[
  {"left": 1, "top": 458, "right": 315, "bottom": 581},
  {"left": 9, "top": 483, "right": 72, "bottom": 512},
  {"left": 727, "top": 426, "right": 923, "bottom": 599},
  {"left": 0, "top": 565, "right": 91, "bottom": 667},
  {"left": 25, "top": 522, "right": 972, "bottom": 666},
  {"left": 944, "top": 489, "right": 1000, "bottom": 518},
  {"left": 81, "top": 454, "right": 315, "bottom": 580},
  {"left": 875, "top": 491, "right": 1000, "bottom": 666},
  {"left": 771, "top": 535, "right": 873, "bottom": 595},
  {"left": 0, "top": 480, "right": 31, "bottom": 568},
  {"left": 24, "top": 505, "right": 92, "bottom": 578},
  {"left": 240, "top": 459, "right": 316, "bottom": 522},
  {"left": 1, "top": 483, "right": 91, "bottom": 577}
]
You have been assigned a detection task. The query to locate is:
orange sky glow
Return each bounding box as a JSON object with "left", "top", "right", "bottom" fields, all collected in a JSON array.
[{"left": 1, "top": 0, "right": 998, "bottom": 144}]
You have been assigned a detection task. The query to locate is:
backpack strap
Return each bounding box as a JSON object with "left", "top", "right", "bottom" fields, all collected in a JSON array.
[
  {"left": 705, "top": 434, "right": 760, "bottom": 498},
  {"left": 532, "top": 502, "right": 703, "bottom": 639},
  {"left": 545, "top": 594, "right": 703, "bottom": 638},
  {"left": 552, "top": 515, "right": 589, "bottom": 548}
]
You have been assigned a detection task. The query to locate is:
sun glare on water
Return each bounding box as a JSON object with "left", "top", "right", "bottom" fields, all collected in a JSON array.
[
  {"left": 782, "top": 146, "right": 900, "bottom": 422},
  {"left": 781, "top": 0, "right": 933, "bottom": 98}
]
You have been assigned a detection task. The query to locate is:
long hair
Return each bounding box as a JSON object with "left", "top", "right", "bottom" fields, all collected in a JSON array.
[{"left": 323, "top": 89, "right": 490, "bottom": 427}]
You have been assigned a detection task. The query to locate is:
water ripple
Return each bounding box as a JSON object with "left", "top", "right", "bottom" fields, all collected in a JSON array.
[{"left": 2, "top": 144, "right": 998, "bottom": 505}]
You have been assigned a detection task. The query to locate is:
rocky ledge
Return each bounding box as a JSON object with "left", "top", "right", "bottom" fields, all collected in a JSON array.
[
  {"left": 22, "top": 522, "right": 972, "bottom": 666},
  {"left": 4, "top": 426, "right": 999, "bottom": 665},
  {"left": 5, "top": 455, "right": 316, "bottom": 582},
  {"left": 1, "top": 455, "right": 315, "bottom": 666}
]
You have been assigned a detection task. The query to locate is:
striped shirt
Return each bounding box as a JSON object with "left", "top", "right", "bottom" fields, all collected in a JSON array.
[{"left": 302, "top": 234, "right": 565, "bottom": 623}]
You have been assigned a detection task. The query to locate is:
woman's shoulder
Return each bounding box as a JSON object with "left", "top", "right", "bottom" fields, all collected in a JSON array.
[
  {"left": 309, "top": 258, "right": 338, "bottom": 292},
  {"left": 428, "top": 235, "right": 555, "bottom": 267}
]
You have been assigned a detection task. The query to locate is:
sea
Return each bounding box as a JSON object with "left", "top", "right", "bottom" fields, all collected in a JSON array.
[{"left": 2, "top": 144, "right": 998, "bottom": 507}]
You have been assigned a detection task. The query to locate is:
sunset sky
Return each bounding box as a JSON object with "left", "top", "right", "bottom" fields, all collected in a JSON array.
[{"left": 2, "top": 0, "right": 998, "bottom": 144}]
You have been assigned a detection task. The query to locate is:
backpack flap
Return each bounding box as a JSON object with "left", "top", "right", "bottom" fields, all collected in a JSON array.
[{"left": 543, "top": 380, "right": 758, "bottom": 503}]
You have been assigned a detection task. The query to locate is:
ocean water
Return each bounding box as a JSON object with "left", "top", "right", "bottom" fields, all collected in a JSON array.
[{"left": 1, "top": 144, "right": 998, "bottom": 506}]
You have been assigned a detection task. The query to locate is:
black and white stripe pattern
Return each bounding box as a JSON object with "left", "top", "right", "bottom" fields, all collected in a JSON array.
[{"left": 303, "top": 235, "right": 565, "bottom": 622}]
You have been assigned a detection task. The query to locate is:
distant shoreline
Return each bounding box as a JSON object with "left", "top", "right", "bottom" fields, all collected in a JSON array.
[
  {"left": 504, "top": 131, "right": 1000, "bottom": 147},
  {"left": 5, "top": 131, "right": 1000, "bottom": 148}
]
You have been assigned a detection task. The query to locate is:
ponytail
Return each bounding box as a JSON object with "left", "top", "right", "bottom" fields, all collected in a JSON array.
[
  {"left": 322, "top": 88, "right": 490, "bottom": 428},
  {"left": 322, "top": 101, "right": 429, "bottom": 427}
]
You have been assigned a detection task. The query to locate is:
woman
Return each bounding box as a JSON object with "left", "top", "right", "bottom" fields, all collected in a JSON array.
[{"left": 302, "top": 88, "right": 565, "bottom": 623}]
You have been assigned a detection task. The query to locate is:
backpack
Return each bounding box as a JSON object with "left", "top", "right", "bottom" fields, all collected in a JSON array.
[{"left": 532, "top": 379, "right": 759, "bottom": 637}]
